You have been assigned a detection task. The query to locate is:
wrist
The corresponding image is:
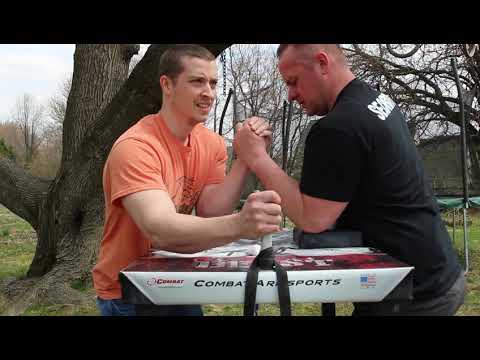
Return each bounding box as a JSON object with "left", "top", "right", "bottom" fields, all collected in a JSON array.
[
  {"left": 249, "top": 152, "right": 269, "bottom": 174},
  {"left": 233, "top": 157, "right": 250, "bottom": 173},
  {"left": 229, "top": 213, "right": 244, "bottom": 239}
]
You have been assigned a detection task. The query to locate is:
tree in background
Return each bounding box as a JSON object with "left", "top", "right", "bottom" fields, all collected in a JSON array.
[
  {"left": 10, "top": 94, "right": 45, "bottom": 168},
  {"left": 0, "top": 82, "right": 68, "bottom": 179},
  {"left": 31, "top": 76, "right": 74, "bottom": 178}
]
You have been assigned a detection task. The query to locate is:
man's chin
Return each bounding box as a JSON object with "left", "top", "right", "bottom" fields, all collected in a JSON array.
[
  {"left": 191, "top": 115, "right": 208, "bottom": 124},
  {"left": 307, "top": 107, "right": 327, "bottom": 117}
]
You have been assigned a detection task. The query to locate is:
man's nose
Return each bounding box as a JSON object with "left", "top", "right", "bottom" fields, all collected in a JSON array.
[
  {"left": 203, "top": 84, "right": 215, "bottom": 98},
  {"left": 288, "top": 88, "right": 297, "bottom": 102}
]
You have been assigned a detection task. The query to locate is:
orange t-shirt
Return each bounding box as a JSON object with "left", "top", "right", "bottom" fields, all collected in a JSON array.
[{"left": 92, "top": 113, "right": 228, "bottom": 300}]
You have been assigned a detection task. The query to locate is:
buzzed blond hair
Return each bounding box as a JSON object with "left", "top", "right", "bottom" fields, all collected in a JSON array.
[{"left": 277, "top": 44, "right": 347, "bottom": 66}]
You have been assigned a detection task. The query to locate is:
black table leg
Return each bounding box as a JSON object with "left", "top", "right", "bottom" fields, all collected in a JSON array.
[{"left": 322, "top": 303, "right": 336, "bottom": 316}]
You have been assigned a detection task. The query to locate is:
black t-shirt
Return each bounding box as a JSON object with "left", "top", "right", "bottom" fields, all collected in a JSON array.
[{"left": 300, "top": 78, "right": 462, "bottom": 300}]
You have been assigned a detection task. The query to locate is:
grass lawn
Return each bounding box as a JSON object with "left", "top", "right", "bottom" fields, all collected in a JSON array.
[{"left": 0, "top": 205, "right": 478, "bottom": 316}]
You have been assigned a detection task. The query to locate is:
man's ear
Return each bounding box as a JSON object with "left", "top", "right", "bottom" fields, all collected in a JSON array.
[
  {"left": 160, "top": 75, "right": 172, "bottom": 95},
  {"left": 314, "top": 51, "right": 330, "bottom": 74}
]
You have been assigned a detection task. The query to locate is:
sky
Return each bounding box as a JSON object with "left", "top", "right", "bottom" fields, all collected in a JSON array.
[
  {"left": 0, "top": 44, "right": 75, "bottom": 122},
  {"left": 0, "top": 44, "right": 149, "bottom": 123}
]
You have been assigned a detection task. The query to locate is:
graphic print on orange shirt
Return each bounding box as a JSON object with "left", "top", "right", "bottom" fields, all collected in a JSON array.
[{"left": 172, "top": 176, "right": 201, "bottom": 214}]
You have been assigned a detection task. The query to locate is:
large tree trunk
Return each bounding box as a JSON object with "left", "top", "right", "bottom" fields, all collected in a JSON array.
[
  {"left": 0, "top": 44, "right": 230, "bottom": 314},
  {"left": 29, "top": 44, "right": 139, "bottom": 277}
]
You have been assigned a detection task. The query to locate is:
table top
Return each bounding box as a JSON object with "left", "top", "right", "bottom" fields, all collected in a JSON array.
[{"left": 120, "top": 231, "right": 414, "bottom": 305}]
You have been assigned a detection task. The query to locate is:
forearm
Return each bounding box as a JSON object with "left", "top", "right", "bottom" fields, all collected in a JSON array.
[
  {"left": 250, "top": 154, "right": 306, "bottom": 228},
  {"left": 197, "top": 159, "right": 250, "bottom": 217},
  {"left": 149, "top": 212, "right": 242, "bottom": 253},
  {"left": 124, "top": 188, "right": 282, "bottom": 254}
]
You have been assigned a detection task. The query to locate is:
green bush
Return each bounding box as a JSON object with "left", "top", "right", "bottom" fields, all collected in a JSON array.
[{"left": 0, "top": 138, "right": 16, "bottom": 161}]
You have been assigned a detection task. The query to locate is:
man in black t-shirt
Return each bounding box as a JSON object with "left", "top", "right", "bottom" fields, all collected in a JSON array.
[{"left": 234, "top": 44, "right": 465, "bottom": 316}]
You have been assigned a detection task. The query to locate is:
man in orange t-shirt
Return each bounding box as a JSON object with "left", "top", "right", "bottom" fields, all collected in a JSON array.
[{"left": 92, "top": 44, "right": 282, "bottom": 316}]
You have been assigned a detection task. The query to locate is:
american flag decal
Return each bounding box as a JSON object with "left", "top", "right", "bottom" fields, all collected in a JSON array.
[{"left": 360, "top": 274, "right": 376, "bottom": 288}]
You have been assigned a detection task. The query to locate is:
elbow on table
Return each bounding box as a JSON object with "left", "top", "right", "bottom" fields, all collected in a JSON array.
[
  {"left": 147, "top": 229, "right": 200, "bottom": 254},
  {"left": 149, "top": 233, "right": 168, "bottom": 250},
  {"left": 301, "top": 223, "right": 330, "bottom": 234},
  {"left": 298, "top": 216, "right": 332, "bottom": 234},
  {"left": 141, "top": 219, "right": 173, "bottom": 250}
]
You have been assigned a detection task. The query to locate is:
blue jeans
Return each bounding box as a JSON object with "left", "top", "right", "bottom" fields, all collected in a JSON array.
[{"left": 96, "top": 298, "right": 203, "bottom": 316}]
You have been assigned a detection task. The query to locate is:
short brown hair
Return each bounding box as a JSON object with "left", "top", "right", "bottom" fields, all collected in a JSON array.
[
  {"left": 159, "top": 44, "right": 215, "bottom": 82},
  {"left": 276, "top": 44, "right": 291, "bottom": 58}
]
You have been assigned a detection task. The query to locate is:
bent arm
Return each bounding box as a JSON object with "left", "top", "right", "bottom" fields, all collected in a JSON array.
[
  {"left": 122, "top": 188, "right": 282, "bottom": 253},
  {"left": 249, "top": 154, "right": 347, "bottom": 233},
  {"left": 123, "top": 189, "right": 242, "bottom": 253}
]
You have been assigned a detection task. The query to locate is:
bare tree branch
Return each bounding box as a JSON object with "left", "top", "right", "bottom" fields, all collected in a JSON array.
[{"left": 386, "top": 44, "right": 422, "bottom": 58}]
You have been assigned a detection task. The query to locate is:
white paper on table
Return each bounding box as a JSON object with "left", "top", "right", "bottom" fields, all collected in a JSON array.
[{"left": 151, "top": 243, "right": 262, "bottom": 258}]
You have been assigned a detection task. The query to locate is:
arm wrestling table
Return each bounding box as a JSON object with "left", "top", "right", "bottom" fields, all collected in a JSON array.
[{"left": 120, "top": 230, "right": 413, "bottom": 316}]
